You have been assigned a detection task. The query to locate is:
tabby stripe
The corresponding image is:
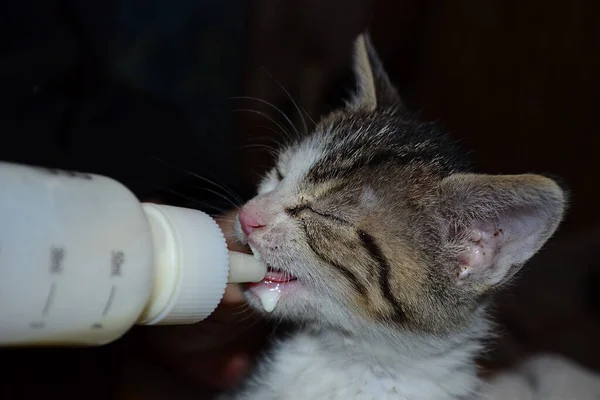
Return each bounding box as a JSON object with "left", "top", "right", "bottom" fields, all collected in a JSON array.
[
  {"left": 357, "top": 230, "right": 406, "bottom": 320},
  {"left": 308, "top": 149, "right": 424, "bottom": 183},
  {"left": 301, "top": 225, "right": 367, "bottom": 295},
  {"left": 337, "top": 150, "right": 397, "bottom": 177},
  {"left": 308, "top": 150, "right": 394, "bottom": 182}
]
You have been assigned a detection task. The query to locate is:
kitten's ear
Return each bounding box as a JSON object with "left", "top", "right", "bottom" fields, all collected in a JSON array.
[
  {"left": 436, "top": 174, "right": 567, "bottom": 289},
  {"left": 347, "top": 33, "right": 404, "bottom": 111}
]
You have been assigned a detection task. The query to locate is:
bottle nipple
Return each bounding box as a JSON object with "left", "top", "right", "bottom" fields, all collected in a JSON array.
[{"left": 227, "top": 251, "right": 267, "bottom": 283}]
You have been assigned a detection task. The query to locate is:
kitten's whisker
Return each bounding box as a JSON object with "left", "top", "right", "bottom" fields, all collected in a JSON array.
[
  {"left": 265, "top": 326, "right": 278, "bottom": 343},
  {"left": 233, "top": 108, "right": 295, "bottom": 144},
  {"left": 230, "top": 96, "right": 298, "bottom": 137},
  {"left": 159, "top": 189, "right": 218, "bottom": 210},
  {"left": 191, "top": 172, "right": 245, "bottom": 207},
  {"left": 233, "top": 309, "right": 256, "bottom": 325},
  {"left": 236, "top": 314, "right": 263, "bottom": 332},
  {"left": 188, "top": 185, "right": 243, "bottom": 209},
  {"left": 231, "top": 304, "right": 252, "bottom": 316},
  {"left": 238, "top": 143, "right": 279, "bottom": 157},
  {"left": 260, "top": 66, "right": 315, "bottom": 135},
  {"left": 251, "top": 170, "right": 267, "bottom": 181},
  {"left": 242, "top": 132, "right": 287, "bottom": 148},
  {"left": 251, "top": 125, "right": 292, "bottom": 148},
  {"left": 149, "top": 156, "right": 244, "bottom": 206},
  {"left": 205, "top": 202, "right": 240, "bottom": 214},
  {"left": 182, "top": 172, "right": 244, "bottom": 207},
  {"left": 238, "top": 143, "right": 278, "bottom": 152}
]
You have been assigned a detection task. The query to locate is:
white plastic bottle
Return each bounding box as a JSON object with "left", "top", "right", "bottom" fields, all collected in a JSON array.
[{"left": 0, "top": 161, "right": 265, "bottom": 346}]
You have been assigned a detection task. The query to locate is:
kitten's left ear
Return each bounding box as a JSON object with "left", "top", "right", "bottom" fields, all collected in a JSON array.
[
  {"left": 436, "top": 173, "right": 567, "bottom": 289},
  {"left": 348, "top": 33, "right": 405, "bottom": 112}
]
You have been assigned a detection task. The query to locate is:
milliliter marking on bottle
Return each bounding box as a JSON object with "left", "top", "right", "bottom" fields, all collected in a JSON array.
[
  {"left": 111, "top": 250, "right": 124, "bottom": 277},
  {"left": 29, "top": 282, "right": 57, "bottom": 329},
  {"left": 29, "top": 321, "right": 46, "bottom": 329},
  {"left": 42, "top": 283, "right": 57, "bottom": 316},
  {"left": 50, "top": 246, "right": 65, "bottom": 274},
  {"left": 102, "top": 284, "right": 117, "bottom": 317}
]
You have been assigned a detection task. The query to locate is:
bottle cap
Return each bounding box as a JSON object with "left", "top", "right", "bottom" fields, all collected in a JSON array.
[
  {"left": 139, "top": 204, "right": 229, "bottom": 325},
  {"left": 138, "top": 204, "right": 267, "bottom": 325}
]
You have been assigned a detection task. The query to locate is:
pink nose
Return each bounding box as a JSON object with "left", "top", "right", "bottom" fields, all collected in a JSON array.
[{"left": 239, "top": 207, "right": 265, "bottom": 237}]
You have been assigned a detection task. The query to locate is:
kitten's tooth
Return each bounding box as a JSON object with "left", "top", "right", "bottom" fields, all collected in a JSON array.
[{"left": 258, "top": 288, "right": 282, "bottom": 312}]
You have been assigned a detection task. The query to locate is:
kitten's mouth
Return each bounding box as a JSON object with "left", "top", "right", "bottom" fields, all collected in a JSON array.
[
  {"left": 246, "top": 266, "right": 298, "bottom": 312},
  {"left": 263, "top": 266, "right": 297, "bottom": 283}
]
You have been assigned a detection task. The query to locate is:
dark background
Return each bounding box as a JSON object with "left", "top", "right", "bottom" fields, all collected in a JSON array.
[{"left": 1, "top": 0, "right": 599, "bottom": 398}]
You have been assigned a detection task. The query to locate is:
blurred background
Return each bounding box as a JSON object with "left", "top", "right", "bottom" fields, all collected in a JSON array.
[{"left": 1, "top": 0, "right": 599, "bottom": 398}]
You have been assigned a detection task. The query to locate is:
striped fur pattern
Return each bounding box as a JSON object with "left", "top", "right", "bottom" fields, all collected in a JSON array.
[{"left": 227, "top": 33, "right": 567, "bottom": 399}]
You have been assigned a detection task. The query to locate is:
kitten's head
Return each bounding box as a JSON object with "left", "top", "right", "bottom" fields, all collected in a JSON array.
[{"left": 234, "top": 34, "right": 566, "bottom": 334}]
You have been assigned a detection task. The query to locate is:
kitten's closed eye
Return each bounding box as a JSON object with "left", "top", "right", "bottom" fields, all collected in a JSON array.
[{"left": 285, "top": 204, "right": 350, "bottom": 225}]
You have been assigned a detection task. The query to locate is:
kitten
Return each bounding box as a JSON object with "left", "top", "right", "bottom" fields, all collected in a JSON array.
[{"left": 225, "top": 33, "right": 566, "bottom": 399}]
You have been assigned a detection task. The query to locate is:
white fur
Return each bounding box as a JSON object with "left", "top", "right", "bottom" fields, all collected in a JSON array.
[
  {"left": 259, "top": 138, "right": 325, "bottom": 194},
  {"left": 222, "top": 344, "right": 600, "bottom": 400},
  {"left": 482, "top": 354, "right": 600, "bottom": 400},
  {"left": 223, "top": 318, "right": 489, "bottom": 400}
]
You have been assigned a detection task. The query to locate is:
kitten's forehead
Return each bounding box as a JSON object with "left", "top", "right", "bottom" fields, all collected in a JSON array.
[
  {"left": 280, "top": 136, "right": 326, "bottom": 185},
  {"left": 280, "top": 111, "right": 468, "bottom": 190}
]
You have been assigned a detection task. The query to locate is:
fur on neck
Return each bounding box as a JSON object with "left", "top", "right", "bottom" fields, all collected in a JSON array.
[{"left": 229, "top": 308, "right": 491, "bottom": 400}]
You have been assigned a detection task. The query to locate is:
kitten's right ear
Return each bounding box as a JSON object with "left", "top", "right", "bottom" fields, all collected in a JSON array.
[
  {"left": 436, "top": 174, "right": 567, "bottom": 291},
  {"left": 347, "top": 33, "right": 405, "bottom": 112}
]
